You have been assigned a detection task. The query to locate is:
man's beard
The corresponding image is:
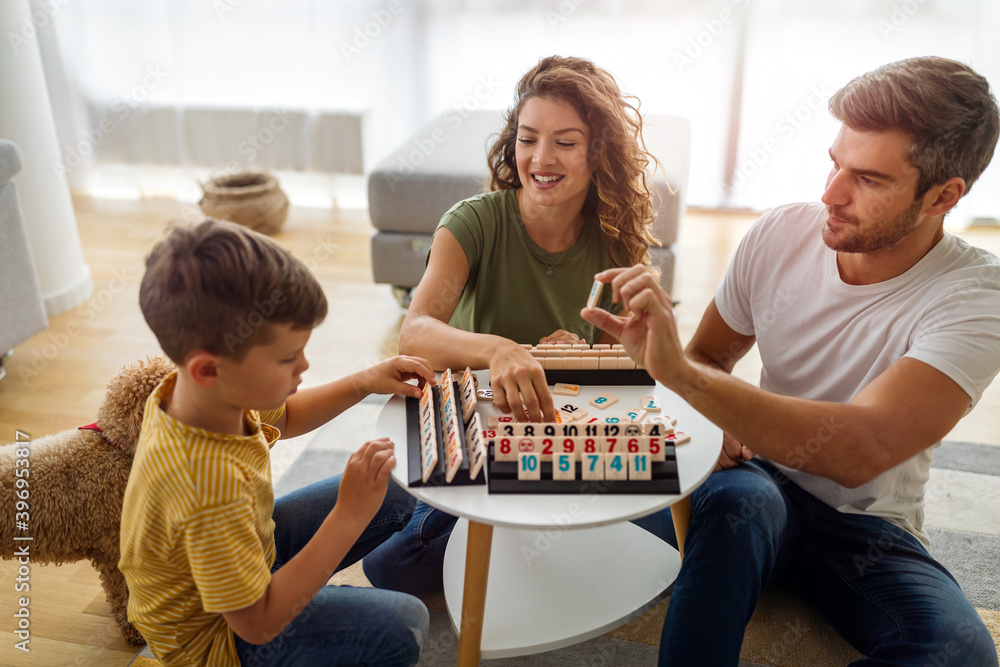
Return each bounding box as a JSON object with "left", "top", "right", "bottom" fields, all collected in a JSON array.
[{"left": 823, "top": 198, "right": 923, "bottom": 254}]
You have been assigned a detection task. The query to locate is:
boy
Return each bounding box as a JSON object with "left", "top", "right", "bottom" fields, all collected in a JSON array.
[{"left": 120, "top": 219, "right": 432, "bottom": 666}]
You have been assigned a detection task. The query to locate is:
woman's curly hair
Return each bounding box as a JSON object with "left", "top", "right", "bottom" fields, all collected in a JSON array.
[{"left": 487, "top": 55, "right": 659, "bottom": 267}]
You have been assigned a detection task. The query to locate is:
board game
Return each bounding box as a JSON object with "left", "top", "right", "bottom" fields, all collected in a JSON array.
[{"left": 404, "top": 363, "right": 686, "bottom": 494}]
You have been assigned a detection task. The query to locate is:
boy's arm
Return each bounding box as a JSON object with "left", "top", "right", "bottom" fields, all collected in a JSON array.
[
  {"left": 278, "top": 356, "right": 435, "bottom": 439},
  {"left": 222, "top": 439, "right": 395, "bottom": 644}
]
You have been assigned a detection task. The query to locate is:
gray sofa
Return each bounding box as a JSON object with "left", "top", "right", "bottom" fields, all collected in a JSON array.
[
  {"left": 368, "top": 111, "right": 690, "bottom": 306},
  {"left": 0, "top": 139, "right": 48, "bottom": 380}
]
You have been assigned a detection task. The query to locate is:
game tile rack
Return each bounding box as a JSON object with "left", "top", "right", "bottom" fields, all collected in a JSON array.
[{"left": 404, "top": 377, "right": 485, "bottom": 488}]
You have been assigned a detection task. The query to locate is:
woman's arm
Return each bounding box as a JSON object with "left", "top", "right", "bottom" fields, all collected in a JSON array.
[{"left": 399, "top": 228, "right": 556, "bottom": 421}]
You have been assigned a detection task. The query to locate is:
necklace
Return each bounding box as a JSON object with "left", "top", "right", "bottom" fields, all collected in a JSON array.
[
  {"left": 515, "top": 190, "right": 583, "bottom": 277},
  {"left": 538, "top": 247, "right": 571, "bottom": 277}
]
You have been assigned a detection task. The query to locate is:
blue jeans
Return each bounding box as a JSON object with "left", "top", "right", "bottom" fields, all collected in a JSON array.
[
  {"left": 363, "top": 500, "right": 455, "bottom": 594},
  {"left": 638, "top": 459, "right": 997, "bottom": 666},
  {"left": 234, "top": 477, "right": 429, "bottom": 667}
]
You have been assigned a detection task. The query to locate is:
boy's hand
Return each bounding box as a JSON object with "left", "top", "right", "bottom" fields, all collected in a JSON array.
[
  {"left": 334, "top": 438, "right": 397, "bottom": 527},
  {"left": 359, "top": 355, "right": 436, "bottom": 399}
]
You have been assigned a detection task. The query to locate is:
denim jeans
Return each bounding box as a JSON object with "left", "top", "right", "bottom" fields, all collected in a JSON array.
[
  {"left": 363, "top": 500, "right": 457, "bottom": 594},
  {"left": 234, "top": 477, "right": 429, "bottom": 667},
  {"left": 639, "top": 458, "right": 997, "bottom": 667},
  {"left": 362, "top": 460, "right": 996, "bottom": 666}
]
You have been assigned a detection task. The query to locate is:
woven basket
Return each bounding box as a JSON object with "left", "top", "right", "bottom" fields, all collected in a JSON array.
[{"left": 198, "top": 171, "right": 289, "bottom": 235}]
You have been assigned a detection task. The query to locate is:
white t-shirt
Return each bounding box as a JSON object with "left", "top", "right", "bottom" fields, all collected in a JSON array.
[{"left": 716, "top": 203, "right": 1000, "bottom": 547}]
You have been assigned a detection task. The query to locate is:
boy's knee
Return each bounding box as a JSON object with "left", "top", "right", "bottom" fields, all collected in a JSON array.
[{"left": 386, "top": 595, "right": 429, "bottom": 666}]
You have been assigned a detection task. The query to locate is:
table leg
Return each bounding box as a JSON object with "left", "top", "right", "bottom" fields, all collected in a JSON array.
[
  {"left": 456, "top": 520, "right": 494, "bottom": 667},
  {"left": 671, "top": 496, "right": 693, "bottom": 561}
]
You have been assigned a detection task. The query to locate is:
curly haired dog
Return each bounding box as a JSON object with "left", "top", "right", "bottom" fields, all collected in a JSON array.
[{"left": 0, "top": 356, "right": 175, "bottom": 645}]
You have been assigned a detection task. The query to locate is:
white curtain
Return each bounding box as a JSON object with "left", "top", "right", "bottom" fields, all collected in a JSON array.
[{"left": 31, "top": 0, "right": 1000, "bottom": 221}]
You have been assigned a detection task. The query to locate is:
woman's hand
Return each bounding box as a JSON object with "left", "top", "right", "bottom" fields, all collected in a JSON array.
[
  {"left": 539, "top": 329, "right": 585, "bottom": 345},
  {"left": 488, "top": 342, "right": 556, "bottom": 422}
]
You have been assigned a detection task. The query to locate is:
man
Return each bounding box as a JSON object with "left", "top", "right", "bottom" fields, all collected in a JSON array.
[{"left": 584, "top": 57, "right": 1000, "bottom": 665}]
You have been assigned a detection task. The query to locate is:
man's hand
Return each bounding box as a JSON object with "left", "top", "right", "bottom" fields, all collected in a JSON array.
[
  {"left": 581, "top": 265, "right": 688, "bottom": 389},
  {"left": 489, "top": 342, "right": 556, "bottom": 422},
  {"left": 359, "top": 355, "right": 436, "bottom": 400},
  {"left": 714, "top": 433, "right": 755, "bottom": 471},
  {"left": 333, "top": 438, "right": 397, "bottom": 527}
]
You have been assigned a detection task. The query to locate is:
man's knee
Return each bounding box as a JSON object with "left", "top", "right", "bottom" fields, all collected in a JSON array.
[
  {"left": 384, "top": 478, "right": 418, "bottom": 524},
  {"left": 919, "top": 612, "right": 998, "bottom": 667},
  {"left": 692, "top": 469, "right": 787, "bottom": 540}
]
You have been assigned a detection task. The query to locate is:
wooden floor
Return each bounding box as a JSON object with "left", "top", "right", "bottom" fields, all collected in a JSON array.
[{"left": 1, "top": 195, "right": 998, "bottom": 665}]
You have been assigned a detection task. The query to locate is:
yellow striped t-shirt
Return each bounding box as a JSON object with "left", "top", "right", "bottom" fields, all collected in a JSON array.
[{"left": 119, "top": 372, "right": 286, "bottom": 667}]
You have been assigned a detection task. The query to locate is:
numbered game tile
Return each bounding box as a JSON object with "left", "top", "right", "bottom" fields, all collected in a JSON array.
[
  {"left": 488, "top": 415, "right": 515, "bottom": 428},
  {"left": 640, "top": 395, "right": 661, "bottom": 412},
  {"left": 666, "top": 431, "right": 692, "bottom": 446},
  {"left": 628, "top": 453, "right": 652, "bottom": 480},
  {"left": 624, "top": 436, "right": 649, "bottom": 454},
  {"left": 589, "top": 393, "right": 619, "bottom": 409},
  {"left": 477, "top": 388, "right": 494, "bottom": 402},
  {"left": 581, "top": 453, "right": 605, "bottom": 480},
  {"left": 645, "top": 415, "right": 675, "bottom": 433},
  {"left": 605, "top": 453, "right": 628, "bottom": 480},
  {"left": 494, "top": 437, "right": 517, "bottom": 462},
  {"left": 553, "top": 452, "right": 576, "bottom": 480},
  {"left": 624, "top": 408, "right": 647, "bottom": 423},
  {"left": 517, "top": 452, "right": 542, "bottom": 481}
]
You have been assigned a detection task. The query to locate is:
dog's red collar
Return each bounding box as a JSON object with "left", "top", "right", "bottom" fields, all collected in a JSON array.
[{"left": 78, "top": 422, "right": 102, "bottom": 432}]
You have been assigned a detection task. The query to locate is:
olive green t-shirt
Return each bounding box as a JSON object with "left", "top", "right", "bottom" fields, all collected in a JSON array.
[{"left": 435, "top": 189, "right": 621, "bottom": 344}]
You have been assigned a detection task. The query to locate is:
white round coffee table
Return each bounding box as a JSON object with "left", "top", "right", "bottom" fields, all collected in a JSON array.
[{"left": 376, "top": 372, "right": 720, "bottom": 665}]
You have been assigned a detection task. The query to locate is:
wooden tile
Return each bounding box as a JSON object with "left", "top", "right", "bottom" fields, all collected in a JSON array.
[
  {"left": 624, "top": 408, "right": 646, "bottom": 422},
  {"left": 586, "top": 279, "right": 604, "bottom": 309},
  {"left": 589, "top": 393, "right": 619, "bottom": 409},
  {"left": 553, "top": 452, "right": 576, "bottom": 480},
  {"left": 581, "top": 452, "right": 605, "bottom": 480},
  {"left": 605, "top": 452, "right": 628, "bottom": 480},
  {"left": 517, "top": 451, "right": 541, "bottom": 480},
  {"left": 629, "top": 453, "right": 652, "bottom": 480},
  {"left": 553, "top": 382, "right": 581, "bottom": 396}
]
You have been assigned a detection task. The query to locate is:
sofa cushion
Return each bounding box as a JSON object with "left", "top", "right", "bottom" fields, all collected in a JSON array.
[{"left": 367, "top": 111, "right": 688, "bottom": 247}]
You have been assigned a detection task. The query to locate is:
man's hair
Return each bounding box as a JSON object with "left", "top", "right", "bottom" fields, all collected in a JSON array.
[
  {"left": 486, "top": 55, "right": 659, "bottom": 268},
  {"left": 830, "top": 56, "right": 1000, "bottom": 197},
  {"left": 139, "top": 219, "right": 327, "bottom": 364}
]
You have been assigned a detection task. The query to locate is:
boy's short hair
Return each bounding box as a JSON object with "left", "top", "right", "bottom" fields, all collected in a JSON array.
[
  {"left": 140, "top": 219, "right": 328, "bottom": 363},
  {"left": 830, "top": 56, "right": 1000, "bottom": 197}
]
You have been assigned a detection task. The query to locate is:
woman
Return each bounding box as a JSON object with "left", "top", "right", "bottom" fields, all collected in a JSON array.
[{"left": 364, "top": 55, "right": 659, "bottom": 593}]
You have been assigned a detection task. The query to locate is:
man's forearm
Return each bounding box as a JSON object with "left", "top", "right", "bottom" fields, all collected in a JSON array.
[{"left": 666, "top": 359, "right": 887, "bottom": 488}]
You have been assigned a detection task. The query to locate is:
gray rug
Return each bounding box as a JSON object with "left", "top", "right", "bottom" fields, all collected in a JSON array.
[{"left": 269, "top": 430, "right": 1000, "bottom": 666}]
